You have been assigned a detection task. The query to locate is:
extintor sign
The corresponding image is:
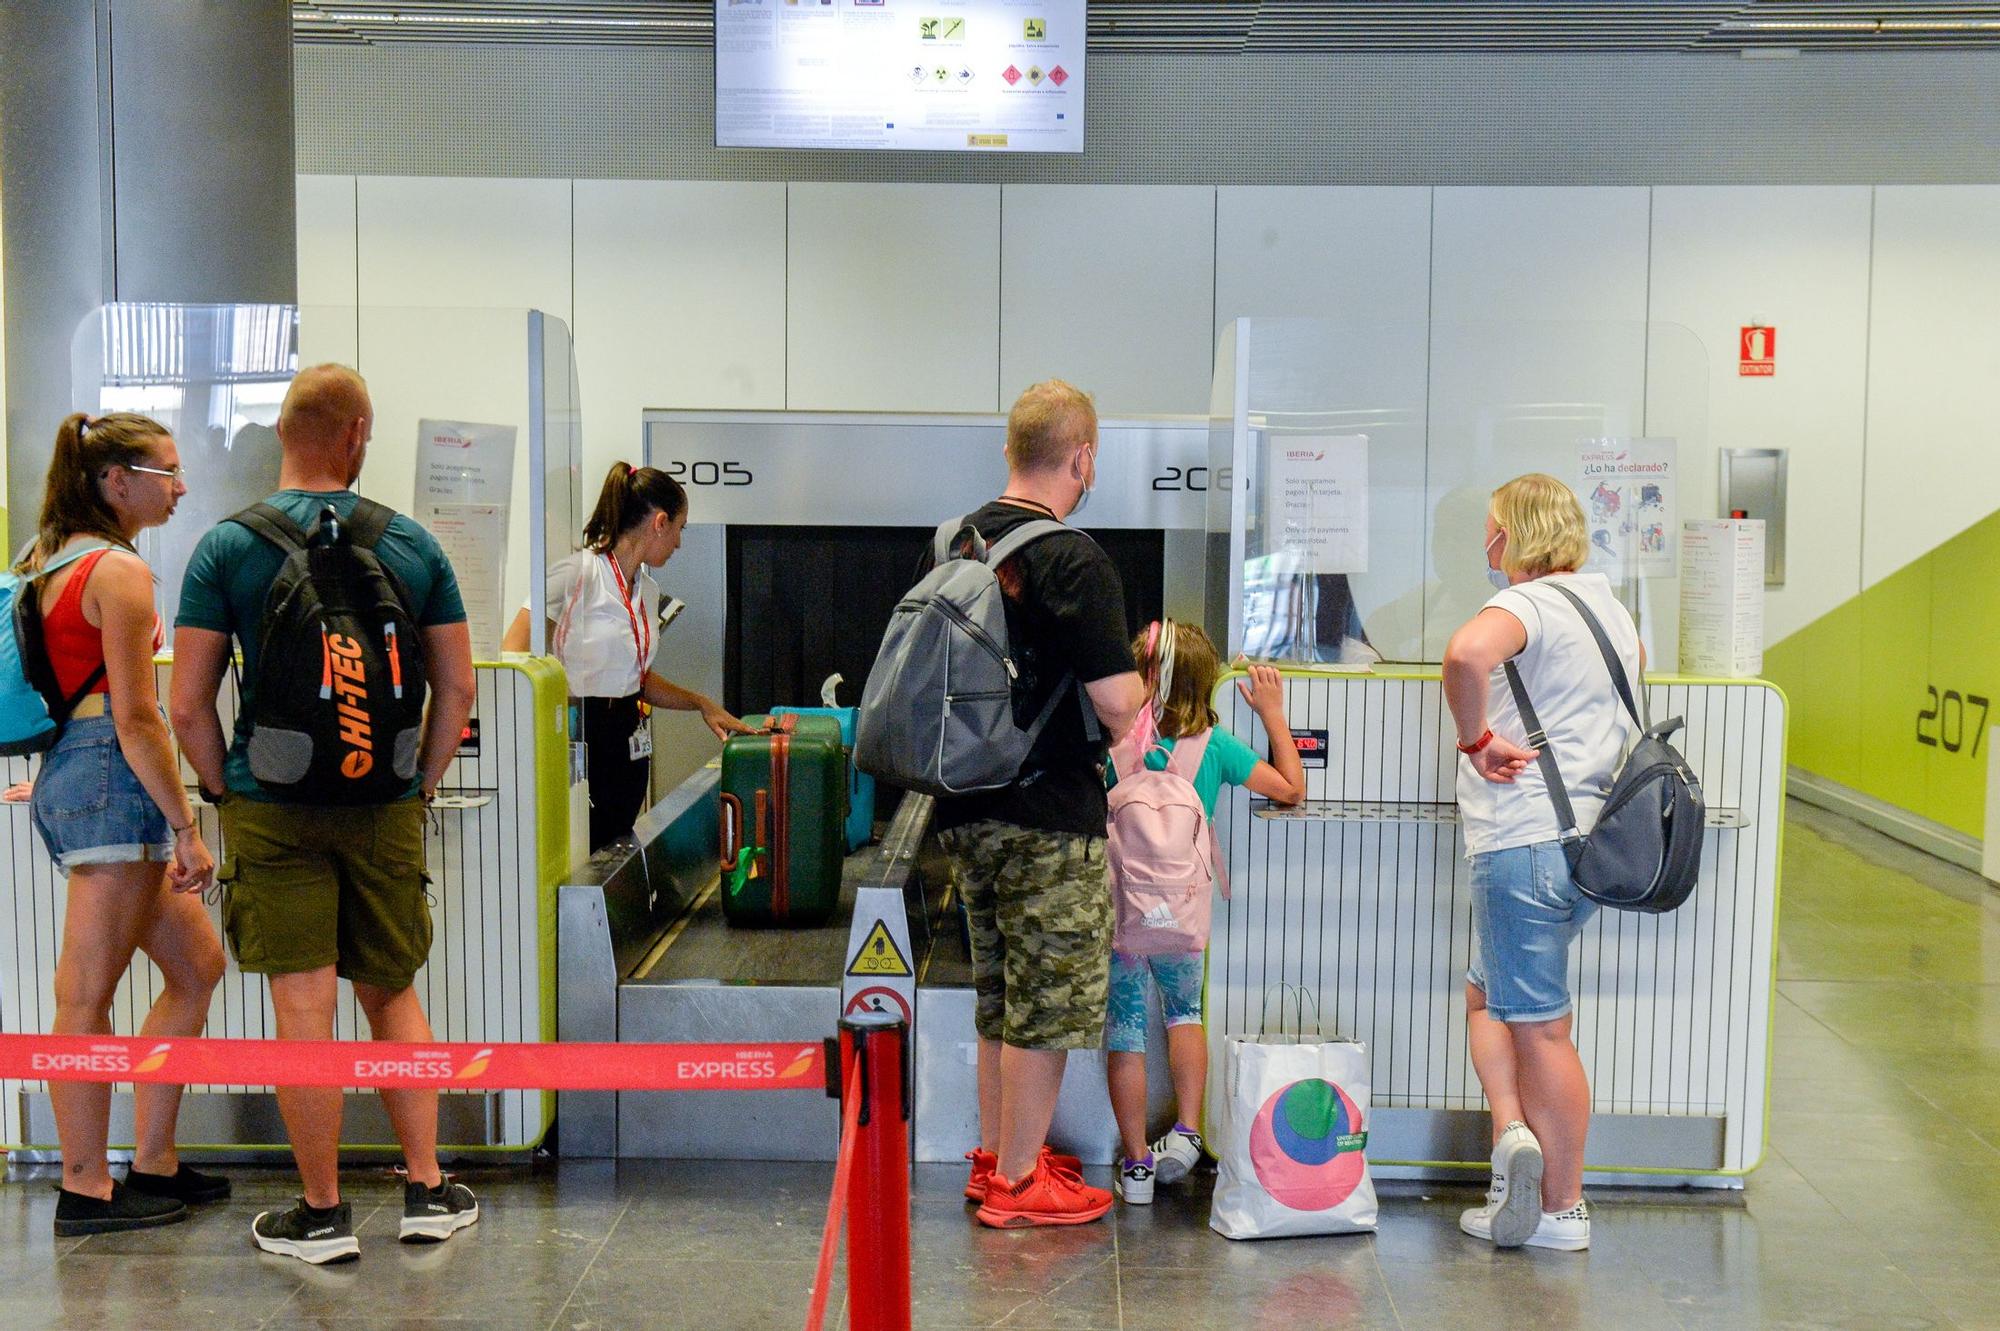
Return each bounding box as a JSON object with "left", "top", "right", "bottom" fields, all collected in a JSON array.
[{"left": 1739, "top": 325, "right": 1775, "bottom": 377}]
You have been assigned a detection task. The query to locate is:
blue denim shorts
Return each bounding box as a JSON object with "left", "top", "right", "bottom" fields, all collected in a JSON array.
[
  {"left": 29, "top": 714, "right": 172, "bottom": 871},
  {"left": 1105, "top": 949, "right": 1207, "bottom": 1054},
  {"left": 1465, "top": 840, "right": 1597, "bottom": 1024}
]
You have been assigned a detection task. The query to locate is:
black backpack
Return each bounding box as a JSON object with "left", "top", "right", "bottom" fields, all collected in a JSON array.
[
  {"left": 1502, "top": 583, "right": 1706, "bottom": 914},
  {"left": 229, "top": 499, "right": 428, "bottom": 805}
]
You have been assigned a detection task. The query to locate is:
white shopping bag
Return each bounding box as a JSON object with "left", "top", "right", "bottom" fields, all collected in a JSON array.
[{"left": 1209, "top": 991, "right": 1377, "bottom": 1240}]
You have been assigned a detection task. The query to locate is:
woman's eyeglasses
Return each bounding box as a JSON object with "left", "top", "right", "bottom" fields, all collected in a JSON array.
[{"left": 125, "top": 463, "right": 186, "bottom": 482}]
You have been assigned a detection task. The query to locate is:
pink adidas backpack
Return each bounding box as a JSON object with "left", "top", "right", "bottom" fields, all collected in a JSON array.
[{"left": 1107, "top": 728, "right": 1231, "bottom": 956}]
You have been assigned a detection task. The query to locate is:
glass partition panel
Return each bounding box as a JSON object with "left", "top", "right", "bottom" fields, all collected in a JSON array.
[
  {"left": 1208, "top": 317, "right": 1709, "bottom": 669},
  {"left": 68, "top": 303, "right": 297, "bottom": 628},
  {"left": 68, "top": 303, "right": 584, "bottom": 659}
]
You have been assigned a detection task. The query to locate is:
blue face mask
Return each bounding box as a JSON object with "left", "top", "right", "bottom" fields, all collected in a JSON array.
[{"left": 1485, "top": 530, "right": 1510, "bottom": 591}]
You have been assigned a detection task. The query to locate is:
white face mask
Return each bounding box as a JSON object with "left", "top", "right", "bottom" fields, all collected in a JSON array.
[
  {"left": 1484, "top": 530, "right": 1510, "bottom": 591},
  {"left": 1068, "top": 447, "right": 1095, "bottom": 519}
]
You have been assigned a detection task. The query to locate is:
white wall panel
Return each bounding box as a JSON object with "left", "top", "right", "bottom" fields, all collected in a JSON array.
[
  {"left": 787, "top": 184, "right": 999, "bottom": 413},
  {"left": 295, "top": 173, "right": 359, "bottom": 367},
  {"left": 1425, "top": 187, "right": 1652, "bottom": 660},
  {"left": 999, "top": 185, "right": 1215, "bottom": 416},
  {"left": 573, "top": 180, "right": 786, "bottom": 485},
  {"left": 1864, "top": 186, "right": 2000, "bottom": 587},
  {"left": 1647, "top": 187, "right": 1873, "bottom": 643},
  {"left": 1214, "top": 186, "right": 1431, "bottom": 335},
  {"left": 354, "top": 175, "right": 571, "bottom": 317}
]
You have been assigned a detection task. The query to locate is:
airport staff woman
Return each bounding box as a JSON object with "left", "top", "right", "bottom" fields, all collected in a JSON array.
[{"left": 504, "top": 462, "right": 751, "bottom": 851}]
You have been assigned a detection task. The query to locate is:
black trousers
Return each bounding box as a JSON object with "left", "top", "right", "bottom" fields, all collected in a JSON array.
[{"left": 582, "top": 694, "right": 651, "bottom": 854}]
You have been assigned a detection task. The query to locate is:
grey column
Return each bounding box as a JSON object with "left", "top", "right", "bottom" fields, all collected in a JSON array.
[{"left": 1, "top": 0, "right": 295, "bottom": 535}]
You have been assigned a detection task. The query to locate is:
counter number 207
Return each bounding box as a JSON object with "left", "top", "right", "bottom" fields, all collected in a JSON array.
[
  {"left": 1916, "top": 686, "right": 1989, "bottom": 756},
  {"left": 660, "top": 460, "right": 753, "bottom": 487}
]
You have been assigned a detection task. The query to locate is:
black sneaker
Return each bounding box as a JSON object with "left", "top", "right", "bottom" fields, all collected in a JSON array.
[
  {"left": 53, "top": 1182, "right": 189, "bottom": 1237},
  {"left": 252, "top": 1199, "right": 360, "bottom": 1264},
  {"left": 400, "top": 1178, "right": 479, "bottom": 1243},
  {"left": 125, "top": 1163, "right": 232, "bottom": 1205}
]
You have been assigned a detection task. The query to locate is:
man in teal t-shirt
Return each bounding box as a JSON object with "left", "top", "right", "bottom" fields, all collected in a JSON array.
[{"left": 168, "top": 364, "right": 481, "bottom": 1264}]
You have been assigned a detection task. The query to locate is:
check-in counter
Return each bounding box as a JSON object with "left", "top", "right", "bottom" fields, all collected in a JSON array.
[
  {"left": 1207, "top": 667, "right": 1785, "bottom": 1183},
  {"left": 0, "top": 658, "right": 570, "bottom": 1155}
]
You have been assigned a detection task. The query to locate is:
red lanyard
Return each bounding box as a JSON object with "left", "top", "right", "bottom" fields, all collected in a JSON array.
[{"left": 603, "top": 552, "right": 652, "bottom": 674}]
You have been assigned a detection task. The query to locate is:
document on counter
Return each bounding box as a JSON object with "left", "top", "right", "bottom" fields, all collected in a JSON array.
[
  {"left": 1263, "top": 434, "right": 1369, "bottom": 574},
  {"left": 1580, "top": 438, "right": 1676, "bottom": 578}
]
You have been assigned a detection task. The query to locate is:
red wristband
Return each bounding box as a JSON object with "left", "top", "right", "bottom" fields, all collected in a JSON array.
[{"left": 1456, "top": 728, "right": 1495, "bottom": 755}]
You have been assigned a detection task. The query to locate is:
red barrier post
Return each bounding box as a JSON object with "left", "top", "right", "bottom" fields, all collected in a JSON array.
[{"left": 839, "top": 1012, "right": 910, "bottom": 1331}]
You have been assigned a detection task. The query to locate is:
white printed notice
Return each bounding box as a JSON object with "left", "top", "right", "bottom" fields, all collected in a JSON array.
[
  {"left": 415, "top": 419, "right": 518, "bottom": 656},
  {"left": 1264, "top": 435, "right": 1368, "bottom": 574},
  {"left": 714, "top": 0, "right": 1086, "bottom": 153},
  {"left": 1579, "top": 439, "right": 1676, "bottom": 578},
  {"left": 1679, "top": 519, "right": 1765, "bottom": 678}
]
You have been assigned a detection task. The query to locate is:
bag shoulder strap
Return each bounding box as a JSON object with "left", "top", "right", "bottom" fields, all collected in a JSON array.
[
  {"left": 982, "top": 517, "right": 1075, "bottom": 567},
  {"left": 1164, "top": 728, "right": 1212, "bottom": 781},
  {"left": 227, "top": 502, "right": 311, "bottom": 556},
  {"left": 1502, "top": 660, "right": 1582, "bottom": 840},
  {"left": 27, "top": 540, "right": 118, "bottom": 582},
  {"left": 932, "top": 517, "right": 966, "bottom": 565},
  {"left": 342, "top": 497, "right": 396, "bottom": 551},
  {"left": 1546, "top": 581, "right": 1647, "bottom": 730}
]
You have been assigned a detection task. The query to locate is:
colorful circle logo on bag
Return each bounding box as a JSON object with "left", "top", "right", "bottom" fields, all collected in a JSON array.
[{"left": 1248, "top": 1078, "right": 1368, "bottom": 1211}]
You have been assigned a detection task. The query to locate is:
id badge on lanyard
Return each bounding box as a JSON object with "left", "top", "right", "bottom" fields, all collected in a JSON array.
[{"left": 628, "top": 722, "right": 654, "bottom": 762}]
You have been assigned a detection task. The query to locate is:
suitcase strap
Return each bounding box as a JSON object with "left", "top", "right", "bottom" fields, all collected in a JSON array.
[{"left": 771, "top": 733, "right": 791, "bottom": 921}]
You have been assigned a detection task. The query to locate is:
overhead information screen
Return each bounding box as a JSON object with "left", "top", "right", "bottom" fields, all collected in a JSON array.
[{"left": 715, "top": 0, "right": 1085, "bottom": 154}]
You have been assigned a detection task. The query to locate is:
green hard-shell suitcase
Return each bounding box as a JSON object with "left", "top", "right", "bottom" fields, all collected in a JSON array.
[{"left": 719, "top": 713, "right": 847, "bottom": 927}]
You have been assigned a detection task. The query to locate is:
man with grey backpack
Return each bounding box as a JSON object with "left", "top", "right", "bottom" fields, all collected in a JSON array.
[{"left": 857, "top": 379, "right": 1145, "bottom": 1228}]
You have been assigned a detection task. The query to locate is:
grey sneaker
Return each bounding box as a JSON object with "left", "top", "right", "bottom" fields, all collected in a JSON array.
[
  {"left": 1149, "top": 1126, "right": 1204, "bottom": 1185},
  {"left": 1466, "top": 1121, "right": 1543, "bottom": 1249},
  {"left": 400, "top": 1178, "right": 479, "bottom": 1243},
  {"left": 252, "top": 1199, "right": 359, "bottom": 1265}
]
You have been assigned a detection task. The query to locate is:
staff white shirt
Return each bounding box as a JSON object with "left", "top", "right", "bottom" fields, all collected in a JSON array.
[
  {"left": 1456, "top": 571, "right": 1642, "bottom": 857},
  {"left": 538, "top": 550, "right": 660, "bottom": 699}
]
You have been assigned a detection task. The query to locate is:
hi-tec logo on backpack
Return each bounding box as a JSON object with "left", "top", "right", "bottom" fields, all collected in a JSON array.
[{"left": 324, "top": 631, "right": 374, "bottom": 779}]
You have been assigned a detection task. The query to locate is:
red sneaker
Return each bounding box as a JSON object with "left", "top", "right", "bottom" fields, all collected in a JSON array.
[
  {"left": 974, "top": 1159, "right": 1112, "bottom": 1229},
  {"left": 964, "top": 1147, "right": 1083, "bottom": 1203}
]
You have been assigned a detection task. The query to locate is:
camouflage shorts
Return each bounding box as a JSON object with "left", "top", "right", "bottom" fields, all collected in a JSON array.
[{"left": 939, "top": 820, "right": 1112, "bottom": 1052}]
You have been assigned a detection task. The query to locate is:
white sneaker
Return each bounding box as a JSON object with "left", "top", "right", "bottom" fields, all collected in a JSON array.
[
  {"left": 1457, "top": 1172, "right": 1506, "bottom": 1241},
  {"left": 1149, "top": 1127, "right": 1204, "bottom": 1185},
  {"left": 1116, "top": 1155, "right": 1155, "bottom": 1205},
  {"left": 1461, "top": 1121, "right": 1543, "bottom": 1249},
  {"left": 1524, "top": 1198, "right": 1590, "bottom": 1251}
]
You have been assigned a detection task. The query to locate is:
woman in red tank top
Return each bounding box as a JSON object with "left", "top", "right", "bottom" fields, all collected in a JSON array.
[{"left": 21, "top": 412, "right": 227, "bottom": 1236}]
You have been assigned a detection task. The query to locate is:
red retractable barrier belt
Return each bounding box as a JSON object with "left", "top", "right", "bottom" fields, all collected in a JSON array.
[{"left": 0, "top": 1033, "right": 823, "bottom": 1093}]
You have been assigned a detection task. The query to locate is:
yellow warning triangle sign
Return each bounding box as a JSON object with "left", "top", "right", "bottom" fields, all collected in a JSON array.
[{"left": 846, "top": 919, "right": 912, "bottom": 977}]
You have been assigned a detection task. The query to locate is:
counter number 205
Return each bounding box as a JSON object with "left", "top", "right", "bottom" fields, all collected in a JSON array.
[
  {"left": 660, "top": 460, "right": 754, "bottom": 487},
  {"left": 1916, "top": 686, "right": 1990, "bottom": 757}
]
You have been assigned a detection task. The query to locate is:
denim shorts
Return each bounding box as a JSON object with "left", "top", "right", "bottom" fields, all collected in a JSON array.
[
  {"left": 1105, "top": 949, "right": 1207, "bottom": 1054},
  {"left": 29, "top": 714, "right": 172, "bottom": 871},
  {"left": 1465, "top": 840, "right": 1597, "bottom": 1024}
]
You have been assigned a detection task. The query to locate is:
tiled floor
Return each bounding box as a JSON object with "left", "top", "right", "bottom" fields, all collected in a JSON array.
[{"left": 5, "top": 800, "right": 1997, "bottom": 1329}]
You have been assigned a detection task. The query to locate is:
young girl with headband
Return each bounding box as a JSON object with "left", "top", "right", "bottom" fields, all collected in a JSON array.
[{"left": 1101, "top": 620, "right": 1305, "bottom": 1204}]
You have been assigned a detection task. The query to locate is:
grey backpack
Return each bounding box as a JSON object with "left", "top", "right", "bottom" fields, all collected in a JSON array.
[
  {"left": 1502, "top": 583, "right": 1706, "bottom": 914},
  {"left": 854, "top": 516, "right": 1097, "bottom": 798}
]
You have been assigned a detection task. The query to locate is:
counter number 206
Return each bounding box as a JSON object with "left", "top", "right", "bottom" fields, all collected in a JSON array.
[
  {"left": 1916, "top": 686, "right": 1990, "bottom": 756},
  {"left": 660, "top": 460, "right": 753, "bottom": 487}
]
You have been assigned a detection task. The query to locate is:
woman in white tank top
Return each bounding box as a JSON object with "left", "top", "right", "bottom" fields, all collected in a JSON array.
[{"left": 1441, "top": 473, "right": 1644, "bottom": 1255}]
